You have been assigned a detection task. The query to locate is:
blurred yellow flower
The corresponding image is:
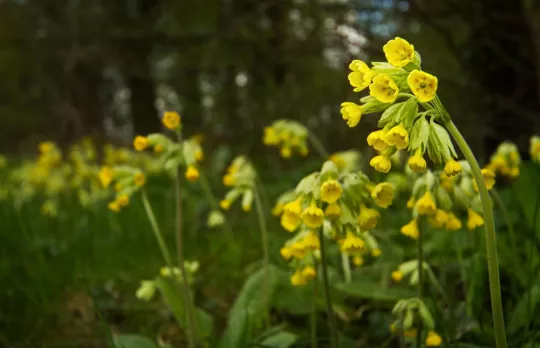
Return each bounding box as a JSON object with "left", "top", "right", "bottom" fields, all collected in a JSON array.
[
  {"left": 401, "top": 218, "right": 419, "bottom": 239},
  {"left": 370, "top": 155, "right": 392, "bottom": 173},
  {"left": 325, "top": 202, "right": 342, "bottom": 220},
  {"left": 223, "top": 173, "right": 235, "bottom": 187},
  {"left": 408, "top": 151, "right": 427, "bottom": 173},
  {"left": 429, "top": 209, "right": 449, "bottom": 229},
  {"left": 302, "top": 204, "right": 324, "bottom": 228},
  {"left": 263, "top": 127, "right": 280, "bottom": 146},
  {"left": 425, "top": 331, "right": 442, "bottom": 347},
  {"left": 195, "top": 150, "right": 204, "bottom": 162},
  {"left": 116, "top": 194, "right": 129, "bottom": 207},
  {"left": 281, "top": 199, "right": 303, "bottom": 232},
  {"left": 185, "top": 165, "right": 199, "bottom": 182},
  {"left": 133, "top": 136, "right": 149, "bottom": 151},
  {"left": 220, "top": 199, "right": 231, "bottom": 210},
  {"left": 370, "top": 183, "right": 395, "bottom": 208},
  {"left": 301, "top": 266, "right": 316, "bottom": 280},
  {"left": 340, "top": 231, "right": 365, "bottom": 254},
  {"left": 280, "top": 147, "right": 292, "bottom": 158},
  {"left": 320, "top": 180, "right": 342, "bottom": 203},
  {"left": 391, "top": 270, "right": 404, "bottom": 282},
  {"left": 358, "top": 204, "right": 380, "bottom": 230},
  {"left": 280, "top": 247, "right": 292, "bottom": 260},
  {"left": 369, "top": 73, "right": 399, "bottom": 103},
  {"left": 291, "top": 270, "right": 308, "bottom": 286},
  {"left": 407, "top": 70, "right": 438, "bottom": 102},
  {"left": 444, "top": 159, "right": 462, "bottom": 177},
  {"left": 371, "top": 248, "right": 382, "bottom": 257},
  {"left": 134, "top": 172, "right": 146, "bottom": 187},
  {"left": 99, "top": 166, "right": 114, "bottom": 188},
  {"left": 303, "top": 231, "right": 320, "bottom": 250},
  {"left": 416, "top": 191, "right": 436, "bottom": 215},
  {"left": 353, "top": 256, "right": 364, "bottom": 267},
  {"left": 154, "top": 144, "right": 164, "bottom": 154},
  {"left": 340, "top": 102, "right": 363, "bottom": 127},
  {"left": 383, "top": 37, "right": 415, "bottom": 68},
  {"left": 467, "top": 209, "right": 484, "bottom": 230},
  {"left": 162, "top": 111, "right": 181, "bottom": 130},
  {"left": 445, "top": 212, "right": 462, "bottom": 231},
  {"left": 108, "top": 200, "right": 121, "bottom": 212}
]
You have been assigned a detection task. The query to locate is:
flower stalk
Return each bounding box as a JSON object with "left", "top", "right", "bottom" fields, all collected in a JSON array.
[
  {"left": 141, "top": 190, "right": 173, "bottom": 267},
  {"left": 318, "top": 227, "right": 339, "bottom": 348},
  {"left": 445, "top": 120, "right": 507, "bottom": 348},
  {"left": 254, "top": 187, "right": 271, "bottom": 324}
]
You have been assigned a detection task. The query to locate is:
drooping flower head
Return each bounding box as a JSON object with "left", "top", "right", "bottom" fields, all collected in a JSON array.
[
  {"left": 348, "top": 60, "right": 375, "bottom": 92},
  {"left": 407, "top": 70, "right": 438, "bottom": 102},
  {"left": 383, "top": 37, "right": 415, "bottom": 68},
  {"left": 369, "top": 73, "right": 399, "bottom": 103}
]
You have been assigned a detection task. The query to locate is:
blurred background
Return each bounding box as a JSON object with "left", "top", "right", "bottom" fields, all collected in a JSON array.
[{"left": 2, "top": 0, "right": 540, "bottom": 158}]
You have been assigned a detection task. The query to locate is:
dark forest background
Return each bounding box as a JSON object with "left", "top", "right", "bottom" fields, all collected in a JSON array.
[{"left": 1, "top": 0, "right": 540, "bottom": 159}]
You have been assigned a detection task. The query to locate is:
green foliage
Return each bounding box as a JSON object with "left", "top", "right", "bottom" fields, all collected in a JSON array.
[{"left": 113, "top": 334, "right": 158, "bottom": 348}]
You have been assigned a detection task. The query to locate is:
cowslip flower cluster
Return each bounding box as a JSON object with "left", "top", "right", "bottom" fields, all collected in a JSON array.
[
  {"left": 485, "top": 142, "right": 521, "bottom": 179},
  {"left": 391, "top": 297, "right": 442, "bottom": 347},
  {"left": 275, "top": 160, "right": 396, "bottom": 285},
  {"left": 103, "top": 166, "right": 147, "bottom": 212},
  {"left": 531, "top": 136, "right": 540, "bottom": 163},
  {"left": 135, "top": 261, "right": 200, "bottom": 301},
  {"left": 219, "top": 156, "right": 256, "bottom": 212},
  {"left": 262, "top": 120, "right": 309, "bottom": 158},
  {"left": 341, "top": 37, "right": 462, "bottom": 176}
]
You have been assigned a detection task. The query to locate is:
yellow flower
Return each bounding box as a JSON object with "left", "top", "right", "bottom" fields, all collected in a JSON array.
[
  {"left": 474, "top": 168, "right": 496, "bottom": 191},
  {"left": 531, "top": 136, "right": 540, "bottom": 163},
  {"left": 39, "top": 141, "right": 55, "bottom": 154},
  {"left": 302, "top": 204, "right": 325, "bottom": 228},
  {"left": 272, "top": 203, "right": 284, "bottom": 216},
  {"left": 391, "top": 270, "right": 404, "bottom": 282},
  {"left": 154, "top": 144, "right": 164, "bottom": 154},
  {"left": 162, "top": 111, "right": 181, "bottom": 130},
  {"left": 134, "top": 172, "right": 146, "bottom": 187},
  {"left": 108, "top": 200, "right": 121, "bottom": 212},
  {"left": 445, "top": 212, "right": 462, "bottom": 231},
  {"left": 263, "top": 127, "right": 280, "bottom": 146},
  {"left": 133, "top": 136, "right": 149, "bottom": 151},
  {"left": 348, "top": 60, "right": 374, "bottom": 91},
  {"left": 340, "top": 102, "right": 363, "bottom": 127},
  {"left": 99, "top": 166, "right": 114, "bottom": 188},
  {"left": 116, "top": 194, "right": 129, "bottom": 207},
  {"left": 223, "top": 174, "right": 235, "bottom": 187},
  {"left": 429, "top": 209, "right": 449, "bottom": 229},
  {"left": 407, "top": 70, "right": 438, "bottom": 102},
  {"left": 303, "top": 231, "right": 320, "bottom": 250},
  {"left": 371, "top": 182, "right": 395, "bottom": 208},
  {"left": 280, "top": 147, "right": 292, "bottom": 158},
  {"left": 369, "top": 73, "right": 399, "bottom": 103},
  {"left": 401, "top": 218, "right": 419, "bottom": 239},
  {"left": 370, "top": 155, "right": 392, "bottom": 173},
  {"left": 408, "top": 150, "right": 426, "bottom": 172},
  {"left": 467, "top": 209, "right": 484, "bottom": 230},
  {"left": 444, "top": 159, "right": 462, "bottom": 177},
  {"left": 406, "top": 197, "right": 416, "bottom": 209},
  {"left": 185, "top": 165, "right": 200, "bottom": 182},
  {"left": 425, "top": 331, "right": 442, "bottom": 347},
  {"left": 281, "top": 199, "right": 303, "bottom": 232},
  {"left": 383, "top": 37, "right": 415, "bottom": 68},
  {"left": 320, "top": 180, "right": 343, "bottom": 203},
  {"left": 367, "top": 130, "right": 389, "bottom": 151},
  {"left": 340, "top": 231, "right": 365, "bottom": 254},
  {"left": 195, "top": 150, "right": 204, "bottom": 162},
  {"left": 301, "top": 266, "right": 317, "bottom": 280},
  {"left": 353, "top": 256, "right": 364, "bottom": 267},
  {"left": 404, "top": 328, "right": 417, "bottom": 338},
  {"left": 325, "top": 203, "right": 342, "bottom": 220},
  {"left": 220, "top": 199, "right": 231, "bottom": 210},
  {"left": 291, "top": 270, "right": 308, "bottom": 286},
  {"left": 385, "top": 124, "right": 409, "bottom": 150},
  {"left": 358, "top": 204, "right": 380, "bottom": 230},
  {"left": 416, "top": 191, "right": 436, "bottom": 215},
  {"left": 371, "top": 248, "right": 382, "bottom": 257},
  {"left": 290, "top": 241, "right": 307, "bottom": 259},
  {"left": 280, "top": 247, "right": 292, "bottom": 260}
]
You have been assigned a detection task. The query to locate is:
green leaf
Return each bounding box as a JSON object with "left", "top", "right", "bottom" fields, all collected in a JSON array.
[
  {"left": 154, "top": 278, "right": 214, "bottom": 339},
  {"left": 508, "top": 278, "right": 540, "bottom": 333},
  {"left": 399, "top": 98, "right": 419, "bottom": 129},
  {"left": 409, "top": 116, "right": 430, "bottom": 151},
  {"left": 378, "top": 102, "right": 403, "bottom": 127},
  {"left": 513, "top": 162, "right": 540, "bottom": 234},
  {"left": 113, "top": 334, "right": 158, "bottom": 348},
  {"left": 335, "top": 280, "right": 416, "bottom": 301},
  {"left": 218, "top": 265, "right": 280, "bottom": 348},
  {"left": 295, "top": 172, "right": 319, "bottom": 197},
  {"left": 259, "top": 331, "right": 298, "bottom": 347}
]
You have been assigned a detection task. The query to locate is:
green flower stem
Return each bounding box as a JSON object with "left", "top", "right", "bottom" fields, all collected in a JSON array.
[
  {"left": 341, "top": 252, "right": 351, "bottom": 283},
  {"left": 254, "top": 187, "right": 270, "bottom": 324},
  {"left": 416, "top": 218, "right": 424, "bottom": 348},
  {"left": 311, "top": 275, "right": 318, "bottom": 348},
  {"left": 318, "top": 228, "right": 339, "bottom": 348},
  {"left": 445, "top": 120, "right": 507, "bottom": 348},
  {"left": 308, "top": 130, "right": 329, "bottom": 159},
  {"left": 141, "top": 190, "right": 173, "bottom": 267}
]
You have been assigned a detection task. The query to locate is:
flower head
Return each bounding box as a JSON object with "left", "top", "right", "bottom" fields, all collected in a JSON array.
[
  {"left": 320, "top": 180, "right": 343, "bottom": 203},
  {"left": 291, "top": 270, "right": 308, "bottom": 286},
  {"left": 340, "top": 102, "right": 363, "bottom": 128},
  {"left": 163, "top": 111, "right": 181, "bottom": 130},
  {"left": 223, "top": 173, "right": 235, "bottom": 187},
  {"left": 280, "top": 147, "right": 292, "bottom": 158},
  {"left": 263, "top": 127, "right": 280, "bottom": 146},
  {"left": 348, "top": 60, "right": 374, "bottom": 92},
  {"left": 369, "top": 73, "right": 399, "bottom": 103},
  {"left": 134, "top": 172, "right": 146, "bottom": 187},
  {"left": 444, "top": 159, "right": 462, "bottom": 177},
  {"left": 99, "top": 166, "right": 114, "bottom": 188},
  {"left": 154, "top": 144, "right": 164, "bottom": 153},
  {"left": 340, "top": 231, "right": 365, "bottom": 254},
  {"left": 467, "top": 209, "right": 484, "bottom": 230},
  {"left": 370, "top": 155, "right": 392, "bottom": 173},
  {"left": 280, "top": 247, "right": 292, "bottom": 260},
  {"left": 281, "top": 198, "right": 303, "bottom": 232},
  {"left": 391, "top": 270, "right": 404, "bottom": 282},
  {"left": 303, "top": 231, "right": 320, "bottom": 250},
  {"left": 425, "top": 331, "right": 442, "bottom": 347},
  {"left": 383, "top": 37, "right": 415, "bottom": 68},
  {"left": 429, "top": 209, "right": 449, "bottom": 229},
  {"left": 408, "top": 150, "right": 427, "bottom": 173},
  {"left": 116, "top": 194, "right": 129, "bottom": 207},
  {"left": 445, "top": 212, "right": 462, "bottom": 231},
  {"left": 385, "top": 124, "right": 409, "bottom": 150},
  {"left": 358, "top": 204, "right": 380, "bottom": 230},
  {"left": 371, "top": 182, "right": 395, "bottom": 208},
  {"left": 371, "top": 248, "right": 382, "bottom": 257},
  {"left": 325, "top": 203, "right": 342, "bottom": 220},
  {"left": 133, "top": 136, "right": 149, "bottom": 151},
  {"left": 108, "top": 200, "right": 121, "bottom": 212},
  {"left": 401, "top": 218, "right": 419, "bottom": 239},
  {"left": 185, "top": 165, "right": 200, "bottom": 182},
  {"left": 416, "top": 191, "right": 436, "bottom": 215},
  {"left": 367, "top": 130, "right": 389, "bottom": 151},
  {"left": 302, "top": 204, "right": 325, "bottom": 228},
  {"left": 475, "top": 168, "right": 496, "bottom": 191},
  {"left": 301, "top": 266, "right": 317, "bottom": 280},
  {"left": 220, "top": 199, "right": 231, "bottom": 210},
  {"left": 353, "top": 256, "right": 364, "bottom": 266},
  {"left": 407, "top": 70, "right": 438, "bottom": 102}
]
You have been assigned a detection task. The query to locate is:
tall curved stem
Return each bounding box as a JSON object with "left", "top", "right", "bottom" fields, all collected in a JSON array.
[
  {"left": 445, "top": 120, "right": 507, "bottom": 348},
  {"left": 254, "top": 187, "right": 270, "bottom": 325},
  {"left": 141, "top": 190, "right": 173, "bottom": 268},
  {"left": 317, "top": 228, "right": 339, "bottom": 348}
]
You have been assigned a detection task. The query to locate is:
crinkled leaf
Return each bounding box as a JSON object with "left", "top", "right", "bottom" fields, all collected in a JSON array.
[
  {"left": 399, "top": 98, "right": 419, "bottom": 129},
  {"left": 409, "top": 116, "right": 430, "bottom": 151}
]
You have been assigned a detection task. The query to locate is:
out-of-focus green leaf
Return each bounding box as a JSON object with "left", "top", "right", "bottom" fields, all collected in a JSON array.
[
  {"left": 259, "top": 331, "right": 298, "bottom": 347},
  {"left": 335, "top": 279, "right": 415, "bottom": 301},
  {"left": 113, "top": 334, "right": 158, "bottom": 348},
  {"left": 513, "top": 162, "right": 540, "bottom": 234}
]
